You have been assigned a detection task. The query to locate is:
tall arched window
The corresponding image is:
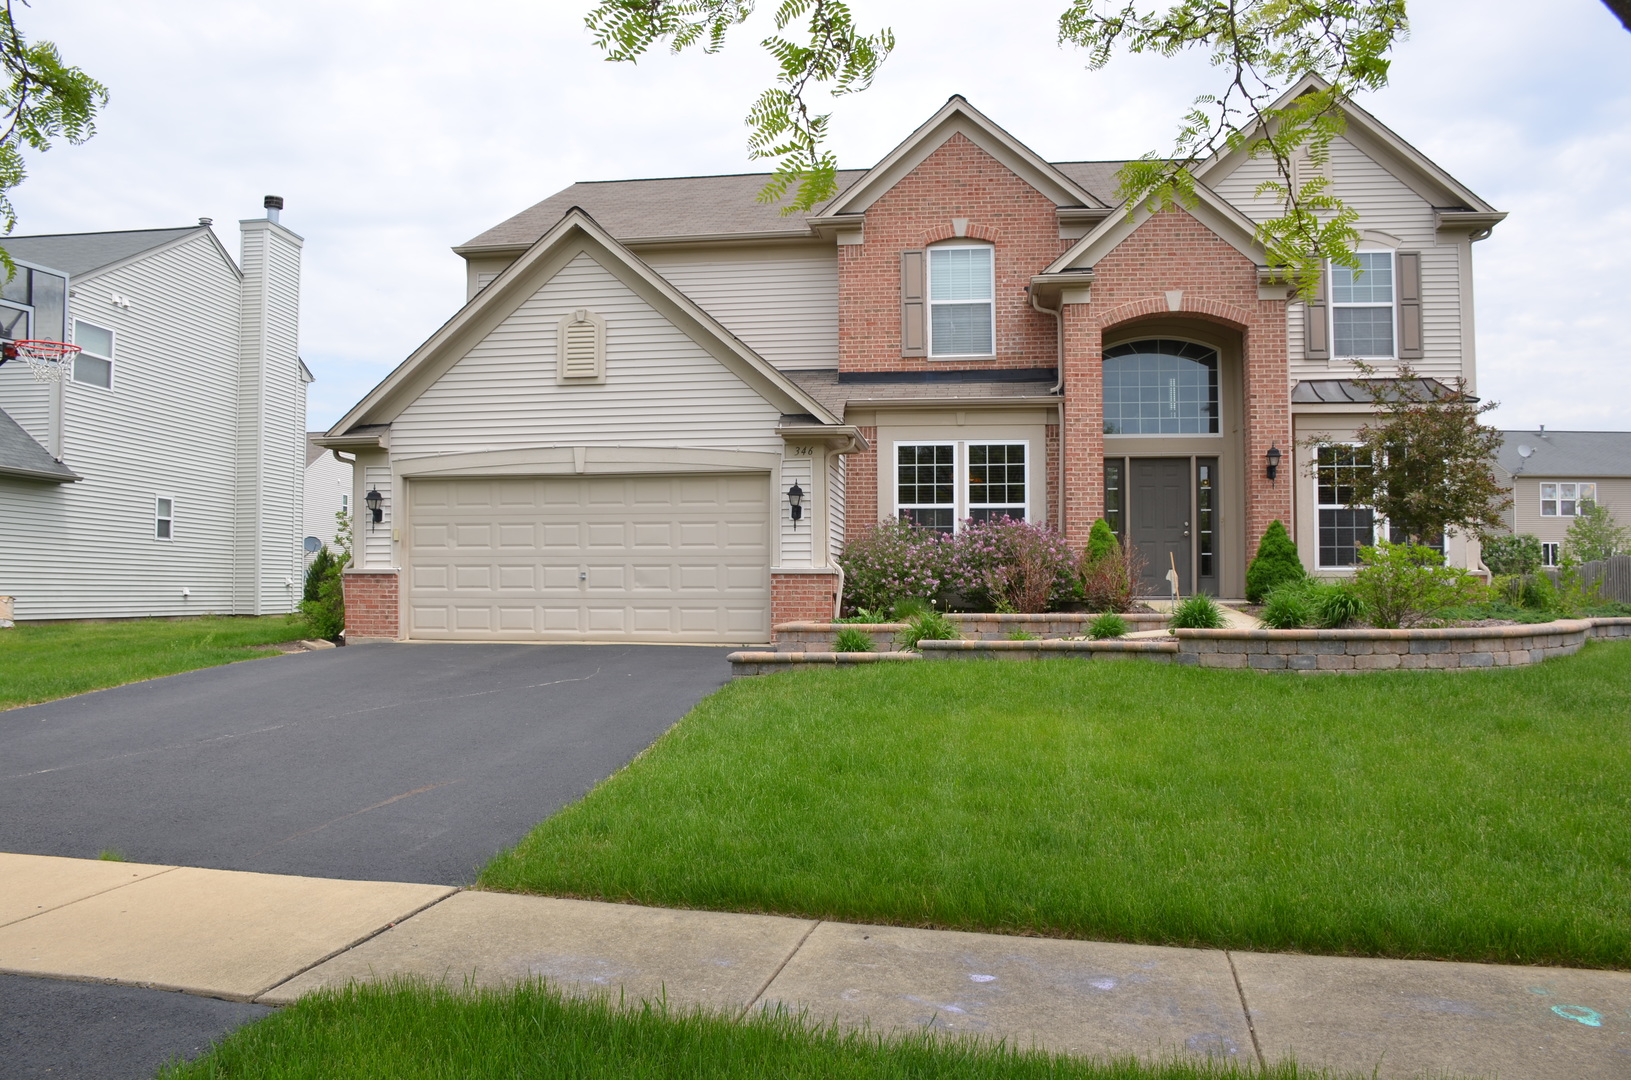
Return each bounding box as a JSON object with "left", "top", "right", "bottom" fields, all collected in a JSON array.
[{"left": 1103, "top": 339, "right": 1219, "bottom": 435}]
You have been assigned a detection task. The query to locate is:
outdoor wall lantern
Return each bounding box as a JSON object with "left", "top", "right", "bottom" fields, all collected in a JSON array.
[
  {"left": 365, "top": 488, "right": 384, "bottom": 528},
  {"left": 787, "top": 481, "right": 804, "bottom": 526},
  {"left": 1265, "top": 445, "right": 1283, "bottom": 483}
]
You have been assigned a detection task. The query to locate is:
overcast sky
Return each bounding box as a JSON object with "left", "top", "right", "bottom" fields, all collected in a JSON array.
[{"left": 15, "top": 0, "right": 1631, "bottom": 433}]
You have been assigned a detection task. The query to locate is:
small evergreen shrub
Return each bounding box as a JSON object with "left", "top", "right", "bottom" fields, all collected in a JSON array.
[
  {"left": 299, "top": 544, "right": 346, "bottom": 641},
  {"left": 832, "top": 627, "right": 877, "bottom": 653},
  {"left": 1085, "top": 518, "right": 1121, "bottom": 564},
  {"left": 1170, "top": 594, "right": 1227, "bottom": 629},
  {"left": 1353, "top": 541, "right": 1485, "bottom": 628},
  {"left": 1259, "top": 582, "right": 1313, "bottom": 629},
  {"left": 896, "top": 608, "right": 960, "bottom": 650},
  {"left": 1246, "top": 520, "right": 1306, "bottom": 603},
  {"left": 1481, "top": 533, "right": 1542, "bottom": 575},
  {"left": 1087, "top": 612, "right": 1128, "bottom": 639}
]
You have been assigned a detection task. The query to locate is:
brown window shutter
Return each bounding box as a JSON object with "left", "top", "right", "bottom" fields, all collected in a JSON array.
[
  {"left": 1304, "top": 263, "right": 1329, "bottom": 360},
  {"left": 1396, "top": 251, "right": 1423, "bottom": 359},
  {"left": 901, "top": 250, "right": 926, "bottom": 357}
]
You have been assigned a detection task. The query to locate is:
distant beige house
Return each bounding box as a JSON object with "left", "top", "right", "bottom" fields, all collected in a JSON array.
[
  {"left": 303, "top": 432, "right": 353, "bottom": 561},
  {"left": 1495, "top": 430, "right": 1631, "bottom": 565}
]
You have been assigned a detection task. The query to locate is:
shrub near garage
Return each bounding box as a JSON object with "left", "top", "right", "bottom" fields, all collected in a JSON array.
[{"left": 837, "top": 519, "right": 950, "bottom": 614}]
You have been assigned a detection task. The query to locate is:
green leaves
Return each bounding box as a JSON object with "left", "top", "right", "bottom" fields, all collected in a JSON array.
[
  {"left": 0, "top": 5, "right": 109, "bottom": 276},
  {"left": 584, "top": 0, "right": 891, "bottom": 213},
  {"left": 1060, "top": 0, "right": 1408, "bottom": 296}
]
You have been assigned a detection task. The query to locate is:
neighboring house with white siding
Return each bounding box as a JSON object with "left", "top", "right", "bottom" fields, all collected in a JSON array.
[
  {"left": 322, "top": 77, "right": 1504, "bottom": 643},
  {"left": 0, "top": 201, "right": 308, "bottom": 621},
  {"left": 1494, "top": 430, "right": 1631, "bottom": 566},
  {"left": 302, "top": 432, "right": 353, "bottom": 561}
]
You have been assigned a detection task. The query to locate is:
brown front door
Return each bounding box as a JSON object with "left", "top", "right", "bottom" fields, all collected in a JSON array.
[{"left": 1129, "top": 458, "right": 1190, "bottom": 596}]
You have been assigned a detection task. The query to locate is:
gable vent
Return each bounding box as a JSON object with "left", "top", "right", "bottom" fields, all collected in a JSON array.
[{"left": 556, "top": 308, "right": 606, "bottom": 384}]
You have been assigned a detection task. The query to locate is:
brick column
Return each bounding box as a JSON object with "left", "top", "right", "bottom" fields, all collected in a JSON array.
[
  {"left": 1242, "top": 307, "right": 1293, "bottom": 551},
  {"left": 342, "top": 568, "right": 401, "bottom": 642},
  {"left": 1060, "top": 303, "right": 1103, "bottom": 545},
  {"left": 771, "top": 570, "right": 841, "bottom": 635}
]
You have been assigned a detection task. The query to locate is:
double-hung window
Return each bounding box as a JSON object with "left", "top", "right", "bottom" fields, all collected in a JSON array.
[
  {"left": 1316, "top": 445, "right": 1376, "bottom": 567},
  {"left": 1331, "top": 252, "right": 1395, "bottom": 358},
  {"left": 896, "top": 441, "right": 1027, "bottom": 533},
  {"left": 1542, "top": 542, "right": 1561, "bottom": 567},
  {"left": 928, "top": 245, "right": 993, "bottom": 357},
  {"left": 155, "top": 497, "right": 175, "bottom": 540},
  {"left": 1540, "top": 482, "right": 1596, "bottom": 517},
  {"left": 73, "top": 320, "right": 114, "bottom": 388}
]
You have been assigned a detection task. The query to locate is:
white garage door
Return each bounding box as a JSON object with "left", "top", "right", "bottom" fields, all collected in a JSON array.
[{"left": 407, "top": 473, "right": 771, "bottom": 643}]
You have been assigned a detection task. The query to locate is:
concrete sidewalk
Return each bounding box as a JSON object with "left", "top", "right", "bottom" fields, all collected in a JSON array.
[{"left": 2, "top": 853, "right": 1627, "bottom": 1079}]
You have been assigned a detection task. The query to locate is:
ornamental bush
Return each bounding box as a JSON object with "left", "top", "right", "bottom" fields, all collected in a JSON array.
[
  {"left": 1481, "top": 533, "right": 1542, "bottom": 575},
  {"left": 947, "top": 516, "right": 1078, "bottom": 613},
  {"left": 1353, "top": 540, "right": 1485, "bottom": 629},
  {"left": 1245, "top": 520, "right": 1305, "bottom": 603},
  {"left": 1085, "top": 518, "right": 1120, "bottom": 564},
  {"left": 1087, "top": 612, "right": 1128, "bottom": 639},
  {"left": 300, "top": 545, "right": 345, "bottom": 641},
  {"left": 838, "top": 519, "right": 952, "bottom": 614},
  {"left": 1170, "top": 593, "right": 1226, "bottom": 630}
]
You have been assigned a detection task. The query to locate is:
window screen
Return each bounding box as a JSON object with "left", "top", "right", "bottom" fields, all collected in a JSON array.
[{"left": 928, "top": 246, "right": 993, "bottom": 356}]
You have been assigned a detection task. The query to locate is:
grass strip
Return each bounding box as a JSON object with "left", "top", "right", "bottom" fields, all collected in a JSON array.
[
  {"left": 483, "top": 641, "right": 1631, "bottom": 970},
  {"left": 159, "top": 979, "right": 1354, "bottom": 1080},
  {"left": 0, "top": 615, "right": 311, "bottom": 710}
]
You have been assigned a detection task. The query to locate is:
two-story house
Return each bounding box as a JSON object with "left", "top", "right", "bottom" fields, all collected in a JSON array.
[
  {"left": 0, "top": 202, "right": 309, "bottom": 620},
  {"left": 322, "top": 77, "right": 1502, "bottom": 644}
]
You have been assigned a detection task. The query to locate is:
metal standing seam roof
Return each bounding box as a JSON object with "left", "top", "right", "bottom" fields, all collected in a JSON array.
[
  {"left": 1292, "top": 378, "right": 1462, "bottom": 404},
  {"left": 460, "top": 162, "right": 1131, "bottom": 250},
  {"left": 1496, "top": 430, "right": 1631, "bottom": 479},
  {"left": 0, "top": 404, "right": 77, "bottom": 481},
  {"left": 0, "top": 227, "right": 204, "bottom": 278}
]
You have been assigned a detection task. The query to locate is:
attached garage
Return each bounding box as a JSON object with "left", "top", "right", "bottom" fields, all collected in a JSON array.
[{"left": 405, "top": 472, "right": 771, "bottom": 643}]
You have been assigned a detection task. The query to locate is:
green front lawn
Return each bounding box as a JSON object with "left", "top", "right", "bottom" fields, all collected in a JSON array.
[
  {"left": 159, "top": 980, "right": 1339, "bottom": 1080},
  {"left": 483, "top": 642, "right": 1631, "bottom": 970},
  {"left": 0, "top": 615, "right": 311, "bottom": 710}
]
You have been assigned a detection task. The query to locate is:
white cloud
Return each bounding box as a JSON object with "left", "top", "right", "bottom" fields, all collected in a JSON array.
[{"left": 13, "top": 0, "right": 1631, "bottom": 432}]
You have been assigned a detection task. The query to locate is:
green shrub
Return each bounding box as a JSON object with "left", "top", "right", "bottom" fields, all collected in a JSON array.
[
  {"left": 832, "top": 627, "right": 876, "bottom": 653},
  {"left": 1481, "top": 533, "right": 1542, "bottom": 575},
  {"left": 1353, "top": 541, "right": 1485, "bottom": 629},
  {"left": 1170, "top": 594, "right": 1226, "bottom": 630},
  {"left": 892, "top": 597, "right": 932, "bottom": 620},
  {"left": 299, "top": 545, "right": 346, "bottom": 641},
  {"left": 1086, "top": 612, "right": 1128, "bottom": 639},
  {"left": 1312, "top": 580, "right": 1365, "bottom": 628},
  {"left": 833, "top": 607, "right": 890, "bottom": 624},
  {"left": 1085, "top": 518, "right": 1121, "bottom": 564},
  {"left": 1259, "top": 581, "right": 1313, "bottom": 629},
  {"left": 837, "top": 520, "right": 951, "bottom": 613},
  {"left": 1565, "top": 502, "right": 1629, "bottom": 563},
  {"left": 1004, "top": 628, "right": 1037, "bottom": 641},
  {"left": 896, "top": 608, "right": 959, "bottom": 650},
  {"left": 1245, "top": 520, "right": 1306, "bottom": 603}
]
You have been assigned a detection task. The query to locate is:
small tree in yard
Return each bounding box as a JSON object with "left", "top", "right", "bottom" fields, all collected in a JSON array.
[
  {"left": 299, "top": 506, "right": 353, "bottom": 641},
  {"left": 1566, "top": 503, "right": 1629, "bottom": 563},
  {"left": 1245, "top": 520, "right": 1305, "bottom": 603},
  {"left": 1327, "top": 363, "right": 1512, "bottom": 547}
]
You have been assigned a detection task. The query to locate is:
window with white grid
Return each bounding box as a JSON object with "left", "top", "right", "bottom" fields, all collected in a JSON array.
[
  {"left": 1331, "top": 252, "right": 1395, "bottom": 358},
  {"left": 1540, "top": 482, "right": 1597, "bottom": 517}
]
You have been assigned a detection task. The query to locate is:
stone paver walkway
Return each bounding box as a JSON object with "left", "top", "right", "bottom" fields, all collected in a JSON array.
[{"left": 2, "top": 852, "right": 1627, "bottom": 1079}]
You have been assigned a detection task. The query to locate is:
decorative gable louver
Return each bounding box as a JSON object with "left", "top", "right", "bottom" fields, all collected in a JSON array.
[{"left": 557, "top": 308, "right": 606, "bottom": 384}]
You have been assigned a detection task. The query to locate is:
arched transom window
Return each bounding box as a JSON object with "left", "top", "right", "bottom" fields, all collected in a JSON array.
[{"left": 1103, "top": 339, "right": 1220, "bottom": 435}]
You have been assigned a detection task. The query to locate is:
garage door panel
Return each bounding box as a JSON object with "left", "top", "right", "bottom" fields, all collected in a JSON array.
[{"left": 408, "top": 474, "right": 769, "bottom": 643}]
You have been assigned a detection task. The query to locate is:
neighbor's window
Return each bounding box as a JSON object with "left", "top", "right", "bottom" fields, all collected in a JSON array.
[
  {"left": 0, "top": 266, "right": 65, "bottom": 342},
  {"left": 1330, "top": 252, "right": 1395, "bottom": 358},
  {"left": 897, "top": 443, "right": 956, "bottom": 532},
  {"left": 967, "top": 443, "right": 1026, "bottom": 522},
  {"left": 1542, "top": 542, "right": 1561, "bottom": 567},
  {"left": 73, "top": 320, "right": 114, "bottom": 388},
  {"left": 1540, "top": 482, "right": 1596, "bottom": 517},
  {"left": 155, "top": 497, "right": 175, "bottom": 540},
  {"left": 928, "top": 245, "right": 994, "bottom": 357},
  {"left": 1316, "top": 445, "right": 1375, "bottom": 567},
  {"left": 1103, "top": 339, "right": 1219, "bottom": 435}
]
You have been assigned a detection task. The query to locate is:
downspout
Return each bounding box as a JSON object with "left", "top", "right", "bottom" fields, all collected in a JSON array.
[
  {"left": 331, "top": 449, "right": 358, "bottom": 566},
  {"left": 1030, "top": 287, "right": 1065, "bottom": 531}
]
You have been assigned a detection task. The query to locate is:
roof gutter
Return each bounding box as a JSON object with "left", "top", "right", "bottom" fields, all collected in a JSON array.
[{"left": 774, "top": 422, "right": 869, "bottom": 455}]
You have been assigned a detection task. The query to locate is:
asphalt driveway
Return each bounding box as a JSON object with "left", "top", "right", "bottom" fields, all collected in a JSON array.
[{"left": 0, "top": 642, "right": 733, "bottom": 885}]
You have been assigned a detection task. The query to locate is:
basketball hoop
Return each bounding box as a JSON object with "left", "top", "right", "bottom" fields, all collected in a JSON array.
[{"left": 1, "top": 339, "right": 81, "bottom": 382}]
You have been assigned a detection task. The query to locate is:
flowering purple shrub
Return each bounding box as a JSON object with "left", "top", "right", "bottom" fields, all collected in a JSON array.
[
  {"left": 949, "top": 517, "right": 1079, "bottom": 612},
  {"left": 838, "top": 518, "right": 953, "bottom": 614}
]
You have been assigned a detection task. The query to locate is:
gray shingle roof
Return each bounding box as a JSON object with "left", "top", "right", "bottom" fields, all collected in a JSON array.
[
  {"left": 0, "top": 227, "right": 202, "bottom": 278},
  {"left": 461, "top": 161, "right": 1132, "bottom": 251},
  {"left": 1497, "top": 430, "right": 1631, "bottom": 479},
  {"left": 0, "top": 405, "right": 77, "bottom": 482}
]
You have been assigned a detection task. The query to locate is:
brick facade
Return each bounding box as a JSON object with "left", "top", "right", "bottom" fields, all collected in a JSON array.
[
  {"left": 771, "top": 571, "right": 841, "bottom": 632},
  {"left": 844, "top": 426, "right": 879, "bottom": 544},
  {"left": 342, "top": 569, "right": 401, "bottom": 641},
  {"left": 838, "top": 133, "right": 1069, "bottom": 373}
]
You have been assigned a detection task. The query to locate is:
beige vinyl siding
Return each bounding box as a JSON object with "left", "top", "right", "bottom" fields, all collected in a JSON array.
[
  {"left": 392, "top": 252, "right": 785, "bottom": 458},
  {"left": 0, "top": 364, "right": 53, "bottom": 447},
  {"left": 466, "top": 255, "right": 516, "bottom": 301},
  {"left": 828, "top": 453, "right": 846, "bottom": 565},
  {"left": 778, "top": 451, "right": 814, "bottom": 567},
  {"left": 303, "top": 447, "right": 353, "bottom": 552},
  {"left": 1211, "top": 135, "right": 1465, "bottom": 385},
  {"left": 362, "top": 464, "right": 393, "bottom": 568},
  {"left": 1509, "top": 476, "right": 1631, "bottom": 546},
  {"left": 639, "top": 244, "right": 838, "bottom": 371},
  {"left": 0, "top": 234, "right": 246, "bottom": 620}
]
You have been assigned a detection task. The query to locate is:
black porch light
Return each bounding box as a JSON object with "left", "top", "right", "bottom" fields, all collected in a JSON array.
[
  {"left": 365, "top": 487, "right": 384, "bottom": 527},
  {"left": 1265, "top": 444, "right": 1283, "bottom": 483},
  {"left": 787, "top": 481, "right": 804, "bottom": 526}
]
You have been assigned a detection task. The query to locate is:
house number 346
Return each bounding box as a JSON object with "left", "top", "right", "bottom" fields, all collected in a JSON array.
[{"left": 789, "top": 446, "right": 814, "bottom": 456}]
